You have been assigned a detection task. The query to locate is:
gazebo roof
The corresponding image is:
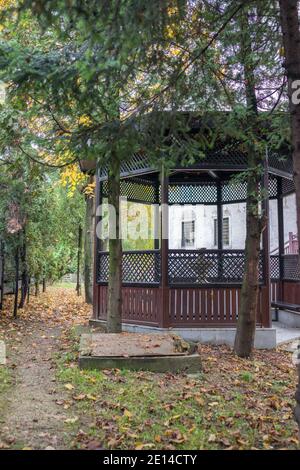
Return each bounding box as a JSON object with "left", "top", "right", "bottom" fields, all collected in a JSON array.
[
  {"left": 98, "top": 112, "right": 293, "bottom": 181},
  {"left": 98, "top": 146, "right": 293, "bottom": 182}
]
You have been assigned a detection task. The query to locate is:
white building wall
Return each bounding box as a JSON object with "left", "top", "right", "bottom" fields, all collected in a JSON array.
[
  {"left": 169, "top": 195, "right": 297, "bottom": 251},
  {"left": 283, "top": 193, "right": 297, "bottom": 242}
]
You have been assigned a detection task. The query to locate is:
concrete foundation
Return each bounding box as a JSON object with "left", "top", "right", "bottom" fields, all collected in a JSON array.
[
  {"left": 0, "top": 340, "right": 6, "bottom": 365},
  {"left": 79, "top": 353, "right": 201, "bottom": 373},
  {"left": 276, "top": 309, "right": 300, "bottom": 329},
  {"left": 90, "top": 320, "right": 277, "bottom": 349}
]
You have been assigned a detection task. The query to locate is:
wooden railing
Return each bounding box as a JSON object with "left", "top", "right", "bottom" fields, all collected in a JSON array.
[
  {"left": 96, "top": 250, "right": 161, "bottom": 285},
  {"left": 97, "top": 249, "right": 267, "bottom": 287}
]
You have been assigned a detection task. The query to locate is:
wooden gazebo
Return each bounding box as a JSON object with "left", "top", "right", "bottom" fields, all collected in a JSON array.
[{"left": 92, "top": 138, "right": 298, "bottom": 344}]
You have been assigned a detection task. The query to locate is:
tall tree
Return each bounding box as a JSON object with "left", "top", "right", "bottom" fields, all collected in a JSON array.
[
  {"left": 233, "top": 9, "right": 264, "bottom": 357},
  {"left": 279, "top": 0, "right": 300, "bottom": 433},
  {"left": 0, "top": 0, "right": 191, "bottom": 332}
]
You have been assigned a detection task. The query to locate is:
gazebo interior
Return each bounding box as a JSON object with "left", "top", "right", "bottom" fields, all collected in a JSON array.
[{"left": 93, "top": 147, "right": 299, "bottom": 332}]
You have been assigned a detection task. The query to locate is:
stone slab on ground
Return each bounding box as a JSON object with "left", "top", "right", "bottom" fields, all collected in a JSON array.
[
  {"left": 90, "top": 320, "right": 277, "bottom": 349},
  {"left": 0, "top": 340, "right": 6, "bottom": 365},
  {"left": 79, "top": 353, "right": 201, "bottom": 373},
  {"left": 79, "top": 332, "right": 200, "bottom": 373},
  {"left": 80, "top": 332, "right": 192, "bottom": 358}
]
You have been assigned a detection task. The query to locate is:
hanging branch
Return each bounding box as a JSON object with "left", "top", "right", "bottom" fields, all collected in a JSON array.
[
  {"left": 18, "top": 145, "right": 78, "bottom": 169},
  {"left": 122, "top": 0, "right": 249, "bottom": 121}
]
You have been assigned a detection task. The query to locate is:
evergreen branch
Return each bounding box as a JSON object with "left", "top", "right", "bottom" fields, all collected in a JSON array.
[
  {"left": 18, "top": 145, "right": 78, "bottom": 168},
  {"left": 123, "top": 0, "right": 251, "bottom": 121}
]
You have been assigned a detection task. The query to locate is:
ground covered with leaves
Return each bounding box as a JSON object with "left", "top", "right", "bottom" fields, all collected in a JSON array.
[{"left": 0, "top": 287, "right": 299, "bottom": 450}]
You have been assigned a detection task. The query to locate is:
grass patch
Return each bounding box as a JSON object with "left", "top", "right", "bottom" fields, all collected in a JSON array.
[
  {"left": 53, "top": 282, "right": 76, "bottom": 289},
  {"left": 54, "top": 337, "right": 300, "bottom": 450},
  {"left": 0, "top": 366, "right": 11, "bottom": 417},
  {"left": 0, "top": 367, "right": 10, "bottom": 395}
]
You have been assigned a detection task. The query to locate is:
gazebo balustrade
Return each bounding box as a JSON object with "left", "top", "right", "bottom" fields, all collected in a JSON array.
[
  {"left": 96, "top": 249, "right": 266, "bottom": 287},
  {"left": 94, "top": 147, "right": 300, "bottom": 329}
]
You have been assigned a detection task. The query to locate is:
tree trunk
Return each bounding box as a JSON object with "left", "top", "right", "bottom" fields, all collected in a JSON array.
[
  {"left": 234, "top": 145, "right": 262, "bottom": 357},
  {"left": 42, "top": 278, "right": 46, "bottom": 293},
  {"left": 0, "top": 241, "right": 4, "bottom": 311},
  {"left": 13, "top": 246, "right": 19, "bottom": 318},
  {"left": 19, "top": 229, "right": 28, "bottom": 309},
  {"left": 27, "top": 277, "right": 30, "bottom": 303},
  {"left": 234, "top": 9, "right": 264, "bottom": 358},
  {"left": 107, "top": 153, "right": 122, "bottom": 333},
  {"left": 84, "top": 182, "right": 94, "bottom": 304},
  {"left": 76, "top": 225, "right": 83, "bottom": 296},
  {"left": 279, "top": 0, "right": 300, "bottom": 434},
  {"left": 35, "top": 281, "right": 40, "bottom": 296}
]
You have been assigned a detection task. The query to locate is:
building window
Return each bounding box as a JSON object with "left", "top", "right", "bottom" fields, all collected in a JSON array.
[
  {"left": 214, "top": 217, "right": 230, "bottom": 247},
  {"left": 181, "top": 220, "right": 195, "bottom": 248}
]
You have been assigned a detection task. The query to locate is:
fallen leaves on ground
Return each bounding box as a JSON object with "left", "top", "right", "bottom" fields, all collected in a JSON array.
[{"left": 0, "top": 286, "right": 299, "bottom": 450}]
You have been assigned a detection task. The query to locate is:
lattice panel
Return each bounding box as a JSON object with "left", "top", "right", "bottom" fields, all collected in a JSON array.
[
  {"left": 268, "top": 152, "right": 293, "bottom": 176},
  {"left": 283, "top": 255, "right": 300, "bottom": 280},
  {"left": 282, "top": 177, "right": 295, "bottom": 195},
  {"left": 102, "top": 179, "right": 157, "bottom": 203},
  {"left": 122, "top": 251, "right": 161, "bottom": 284},
  {"left": 268, "top": 177, "right": 278, "bottom": 198},
  {"left": 168, "top": 250, "right": 264, "bottom": 285},
  {"left": 99, "top": 153, "right": 152, "bottom": 180},
  {"left": 96, "top": 251, "right": 161, "bottom": 284},
  {"left": 165, "top": 136, "right": 248, "bottom": 170},
  {"left": 270, "top": 255, "right": 280, "bottom": 280},
  {"left": 168, "top": 183, "right": 217, "bottom": 205},
  {"left": 96, "top": 252, "right": 109, "bottom": 283},
  {"left": 221, "top": 181, "right": 247, "bottom": 202},
  {"left": 204, "top": 142, "right": 248, "bottom": 167}
]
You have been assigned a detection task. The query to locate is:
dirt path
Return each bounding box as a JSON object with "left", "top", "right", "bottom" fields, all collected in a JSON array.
[{"left": 0, "top": 287, "right": 91, "bottom": 450}]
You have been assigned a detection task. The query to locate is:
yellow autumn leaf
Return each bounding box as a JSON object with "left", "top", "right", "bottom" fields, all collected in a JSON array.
[
  {"left": 65, "top": 417, "right": 79, "bottom": 424},
  {"left": 64, "top": 383, "right": 74, "bottom": 391},
  {"left": 86, "top": 394, "right": 97, "bottom": 401},
  {"left": 78, "top": 114, "right": 92, "bottom": 127},
  {"left": 135, "top": 443, "right": 155, "bottom": 450},
  {"left": 123, "top": 409, "right": 133, "bottom": 418}
]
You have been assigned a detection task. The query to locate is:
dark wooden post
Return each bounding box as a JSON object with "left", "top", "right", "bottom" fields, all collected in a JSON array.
[
  {"left": 217, "top": 180, "right": 223, "bottom": 280},
  {"left": 160, "top": 167, "right": 169, "bottom": 328},
  {"left": 76, "top": 225, "right": 83, "bottom": 296},
  {"left": 261, "top": 153, "right": 271, "bottom": 327},
  {"left": 93, "top": 171, "right": 101, "bottom": 319},
  {"left": 154, "top": 175, "right": 160, "bottom": 287},
  {"left": 154, "top": 175, "right": 160, "bottom": 250},
  {"left": 277, "top": 176, "right": 285, "bottom": 301}
]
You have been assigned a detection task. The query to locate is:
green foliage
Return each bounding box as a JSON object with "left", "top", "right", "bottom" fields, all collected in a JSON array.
[
  {"left": 0, "top": 1, "right": 293, "bottom": 295},
  {"left": 26, "top": 179, "right": 85, "bottom": 282},
  {"left": 0, "top": 159, "right": 84, "bottom": 284}
]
